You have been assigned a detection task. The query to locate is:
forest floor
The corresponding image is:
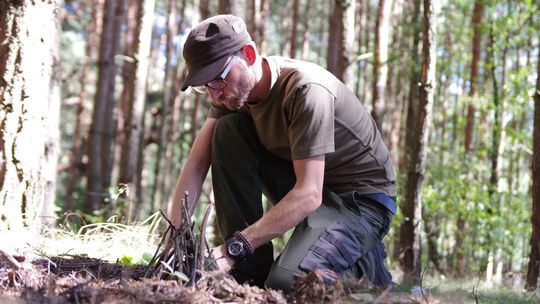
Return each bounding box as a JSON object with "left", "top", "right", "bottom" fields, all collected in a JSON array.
[
  {"left": 1, "top": 214, "right": 539, "bottom": 303},
  {"left": 1, "top": 255, "right": 539, "bottom": 303},
  {"left": 0, "top": 255, "right": 433, "bottom": 303}
]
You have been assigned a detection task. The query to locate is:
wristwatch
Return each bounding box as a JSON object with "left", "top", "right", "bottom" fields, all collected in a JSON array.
[{"left": 226, "top": 238, "right": 246, "bottom": 261}]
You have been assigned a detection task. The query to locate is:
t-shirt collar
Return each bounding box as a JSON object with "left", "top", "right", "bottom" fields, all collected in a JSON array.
[{"left": 263, "top": 56, "right": 279, "bottom": 93}]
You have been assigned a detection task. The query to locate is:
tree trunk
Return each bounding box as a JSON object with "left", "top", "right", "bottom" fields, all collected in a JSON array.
[
  {"left": 0, "top": 0, "right": 61, "bottom": 229},
  {"left": 218, "top": 0, "right": 238, "bottom": 15},
  {"left": 326, "top": 0, "right": 355, "bottom": 86},
  {"left": 454, "top": 215, "right": 466, "bottom": 277},
  {"left": 487, "top": 58, "right": 501, "bottom": 201},
  {"left": 484, "top": 19, "right": 505, "bottom": 264},
  {"left": 353, "top": 0, "right": 364, "bottom": 99},
  {"left": 488, "top": 22, "right": 508, "bottom": 207},
  {"left": 397, "top": 0, "right": 438, "bottom": 283},
  {"left": 526, "top": 31, "right": 540, "bottom": 291},
  {"left": 362, "top": 0, "right": 372, "bottom": 109},
  {"left": 455, "top": 0, "right": 484, "bottom": 277},
  {"left": 152, "top": 0, "right": 177, "bottom": 213},
  {"left": 102, "top": 0, "right": 126, "bottom": 211},
  {"left": 386, "top": 1, "right": 404, "bottom": 165},
  {"left": 424, "top": 213, "right": 445, "bottom": 275},
  {"left": 290, "top": 0, "right": 300, "bottom": 58},
  {"left": 463, "top": 0, "right": 484, "bottom": 153},
  {"left": 316, "top": 1, "right": 328, "bottom": 64},
  {"left": 258, "top": 0, "right": 269, "bottom": 55},
  {"left": 399, "top": 0, "right": 421, "bottom": 171},
  {"left": 85, "top": 0, "right": 124, "bottom": 212},
  {"left": 65, "top": 2, "right": 98, "bottom": 211},
  {"left": 117, "top": 0, "right": 155, "bottom": 221},
  {"left": 246, "top": 0, "right": 257, "bottom": 42},
  {"left": 371, "top": 0, "right": 393, "bottom": 130},
  {"left": 163, "top": 66, "right": 185, "bottom": 217},
  {"left": 278, "top": 2, "right": 291, "bottom": 56},
  {"left": 326, "top": 1, "right": 338, "bottom": 73},
  {"left": 161, "top": 1, "right": 188, "bottom": 218},
  {"left": 300, "top": 0, "right": 312, "bottom": 60},
  {"left": 200, "top": 0, "right": 210, "bottom": 19},
  {"left": 338, "top": 0, "right": 355, "bottom": 87},
  {"left": 437, "top": 27, "right": 453, "bottom": 165}
]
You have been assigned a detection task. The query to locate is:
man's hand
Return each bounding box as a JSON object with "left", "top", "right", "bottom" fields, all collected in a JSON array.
[{"left": 210, "top": 244, "right": 235, "bottom": 273}]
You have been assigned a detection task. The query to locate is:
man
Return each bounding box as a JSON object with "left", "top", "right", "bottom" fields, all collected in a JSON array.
[{"left": 169, "top": 14, "right": 397, "bottom": 291}]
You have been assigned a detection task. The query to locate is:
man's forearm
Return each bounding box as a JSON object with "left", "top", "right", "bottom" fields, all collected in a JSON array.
[
  {"left": 210, "top": 184, "right": 321, "bottom": 272},
  {"left": 168, "top": 119, "right": 216, "bottom": 228},
  {"left": 241, "top": 184, "right": 322, "bottom": 249}
]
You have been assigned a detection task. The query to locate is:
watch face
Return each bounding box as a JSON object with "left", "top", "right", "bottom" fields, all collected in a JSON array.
[{"left": 228, "top": 240, "right": 244, "bottom": 256}]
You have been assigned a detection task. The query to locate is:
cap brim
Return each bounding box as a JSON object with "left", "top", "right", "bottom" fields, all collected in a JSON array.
[{"left": 181, "top": 55, "right": 230, "bottom": 91}]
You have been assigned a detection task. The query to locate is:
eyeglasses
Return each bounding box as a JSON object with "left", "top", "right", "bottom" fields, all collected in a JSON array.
[{"left": 192, "top": 51, "right": 239, "bottom": 94}]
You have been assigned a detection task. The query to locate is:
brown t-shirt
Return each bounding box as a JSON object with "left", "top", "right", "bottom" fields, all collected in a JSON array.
[{"left": 209, "top": 56, "right": 397, "bottom": 210}]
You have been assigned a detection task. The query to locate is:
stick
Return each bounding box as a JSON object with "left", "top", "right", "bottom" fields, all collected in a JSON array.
[
  {"left": 0, "top": 249, "right": 21, "bottom": 270},
  {"left": 199, "top": 202, "right": 214, "bottom": 268}
]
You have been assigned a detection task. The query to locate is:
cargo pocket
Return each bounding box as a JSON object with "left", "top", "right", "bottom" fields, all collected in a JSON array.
[
  {"left": 299, "top": 222, "right": 371, "bottom": 275},
  {"left": 371, "top": 241, "right": 392, "bottom": 287}
]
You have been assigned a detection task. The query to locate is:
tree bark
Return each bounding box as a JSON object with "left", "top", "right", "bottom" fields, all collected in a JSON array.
[
  {"left": 258, "top": 0, "right": 269, "bottom": 55},
  {"left": 102, "top": 0, "right": 126, "bottom": 210},
  {"left": 464, "top": 0, "right": 484, "bottom": 153},
  {"left": 152, "top": 0, "right": 177, "bottom": 212},
  {"left": 300, "top": 0, "right": 312, "bottom": 60},
  {"left": 526, "top": 30, "right": 540, "bottom": 291},
  {"left": 326, "top": 0, "right": 355, "bottom": 86},
  {"left": 246, "top": 0, "right": 257, "bottom": 42},
  {"left": 0, "top": 0, "right": 61, "bottom": 229},
  {"left": 397, "top": 0, "right": 437, "bottom": 283},
  {"left": 437, "top": 27, "right": 453, "bottom": 165},
  {"left": 386, "top": 1, "right": 404, "bottom": 165},
  {"left": 353, "top": 0, "right": 364, "bottom": 99},
  {"left": 371, "top": 0, "right": 393, "bottom": 130},
  {"left": 117, "top": 0, "right": 155, "bottom": 221},
  {"left": 424, "top": 213, "right": 445, "bottom": 275},
  {"left": 455, "top": 0, "right": 484, "bottom": 278},
  {"left": 326, "top": 1, "right": 338, "bottom": 73},
  {"left": 85, "top": 0, "right": 124, "bottom": 212},
  {"left": 218, "top": 0, "right": 238, "bottom": 15},
  {"left": 65, "top": 2, "right": 98, "bottom": 211},
  {"left": 488, "top": 21, "right": 508, "bottom": 208},
  {"left": 362, "top": 0, "right": 371, "bottom": 109},
  {"left": 200, "top": 0, "right": 210, "bottom": 19},
  {"left": 399, "top": 0, "right": 421, "bottom": 171},
  {"left": 290, "top": 0, "right": 300, "bottom": 58},
  {"left": 162, "top": 1, "right": 189, "bottom": 218}
]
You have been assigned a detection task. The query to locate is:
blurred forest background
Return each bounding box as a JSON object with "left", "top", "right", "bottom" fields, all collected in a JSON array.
[{"left": 1, "top": 0, "right": 540, "bottom": 291}]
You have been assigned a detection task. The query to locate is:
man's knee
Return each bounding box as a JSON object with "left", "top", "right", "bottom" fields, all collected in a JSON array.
[
  {"left": 212, "top": 113, "right": 258, "bottom": 163},
  {"left": 213, "top": 113, "right": 252, "bottom": 144},
  {"left": 265, "top": 264, "right": 296, "bottom": 292}
]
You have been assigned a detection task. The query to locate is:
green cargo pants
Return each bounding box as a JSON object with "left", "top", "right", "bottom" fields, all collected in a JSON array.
[{"left": 211, "top": 113, "right": 393, "bottom": 291}]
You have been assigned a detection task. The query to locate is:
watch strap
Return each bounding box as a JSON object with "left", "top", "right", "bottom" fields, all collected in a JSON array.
[{"left": 233, "top": 231, "right": 254, "bottom": 255}]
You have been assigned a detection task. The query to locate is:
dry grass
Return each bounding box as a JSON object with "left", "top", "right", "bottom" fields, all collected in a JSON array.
[{"left": 1, "top": 212, "right": 162, "bottom": 264}]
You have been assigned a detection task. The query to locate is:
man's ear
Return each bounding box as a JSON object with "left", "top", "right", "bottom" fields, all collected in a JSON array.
[{"left": 242, "top": 43, "right": 257, "bottom": 66}]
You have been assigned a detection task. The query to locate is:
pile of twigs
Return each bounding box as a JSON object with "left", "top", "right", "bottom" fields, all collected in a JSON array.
[{"left": 144, "top": 192, "right": 216, "bottom": 285}]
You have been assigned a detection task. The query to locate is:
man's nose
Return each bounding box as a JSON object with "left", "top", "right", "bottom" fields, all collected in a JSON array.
[{"left": 207, "top": 87, "right": 222, "bottom": 101}]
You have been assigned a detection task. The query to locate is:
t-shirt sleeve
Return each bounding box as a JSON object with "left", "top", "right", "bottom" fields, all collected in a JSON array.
[
  {"left": 207, "top": 103, "right": 249, "bottom": 119},
  {"left": 207, "top": 104, "right": 229, "bottom": 119},
  {"left": 287, "top": 83, "right": 335, "bottom": 160}
]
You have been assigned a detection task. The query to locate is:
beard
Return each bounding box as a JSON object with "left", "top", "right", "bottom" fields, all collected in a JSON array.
[{"left": 218, "top": 70, "right": 255, "bottom": 111}]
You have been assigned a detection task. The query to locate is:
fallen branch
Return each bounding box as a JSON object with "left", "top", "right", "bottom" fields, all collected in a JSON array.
[
  {"left": 0, "top": 249, "right": 22, "bottom": 270},
  {"left": 144, "top": 192, "right": 216, "bottom": 285}
]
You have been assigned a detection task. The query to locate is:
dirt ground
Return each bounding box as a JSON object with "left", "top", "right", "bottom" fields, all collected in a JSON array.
[{"left": 0, "top": 257, "right": 436, "bottom": 303}]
